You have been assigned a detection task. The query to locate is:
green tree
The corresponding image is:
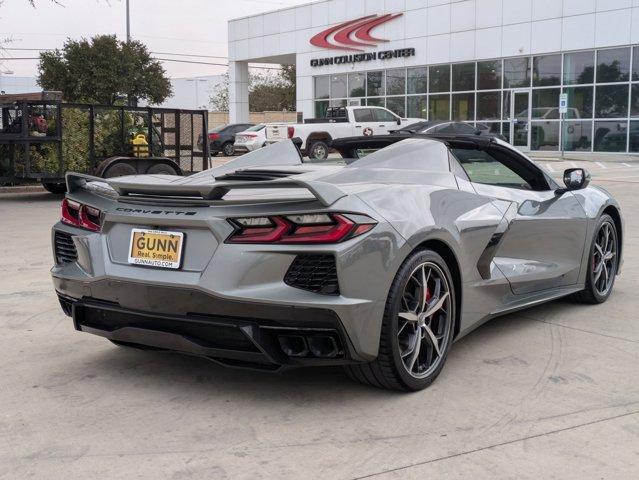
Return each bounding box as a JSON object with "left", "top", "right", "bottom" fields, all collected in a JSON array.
[
  {"left": 37, "top": 35, "right": 172, "bottom": 105},
  {"left": 210, "top": 65, "right": 296, "bottom": 112}
]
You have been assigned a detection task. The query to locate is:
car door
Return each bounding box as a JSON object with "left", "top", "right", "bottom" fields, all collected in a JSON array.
[
  {"left": 371, "top": 108, "right": 400, "bottom": 135},
  {"left": 352, "top": 108, "right": 378, "bottom": 137},
  {"left": 451, "top": 145, "right": 588, "bottom": 295}
]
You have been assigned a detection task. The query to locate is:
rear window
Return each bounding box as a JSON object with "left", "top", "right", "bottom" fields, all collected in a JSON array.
[{"left": 245, "top": 124, "right": 265, "bottom": 132}]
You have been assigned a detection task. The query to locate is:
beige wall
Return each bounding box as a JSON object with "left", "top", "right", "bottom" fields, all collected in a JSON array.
[{"left": 208, "top": 111, "right": 299, "bottom": 128}]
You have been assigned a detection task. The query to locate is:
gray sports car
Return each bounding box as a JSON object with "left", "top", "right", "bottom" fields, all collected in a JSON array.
[{"left": 51, "top": 137, "right": 623, "bottom": 391}]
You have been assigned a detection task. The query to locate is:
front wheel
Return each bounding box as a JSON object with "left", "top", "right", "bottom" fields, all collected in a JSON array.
[
  {"left": 572, "top": 214, "right": 619, "bottom": 304},
  {"left": 344, "top": 249, "right": 456, "bottom": 391}
]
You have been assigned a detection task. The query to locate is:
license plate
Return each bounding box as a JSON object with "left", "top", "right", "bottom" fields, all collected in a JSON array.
[{"left": 128, "top": 229, "right": 184, "bottom": 269}]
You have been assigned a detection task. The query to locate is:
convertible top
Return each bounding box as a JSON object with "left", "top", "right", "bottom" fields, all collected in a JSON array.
[{"left": 331, "top": 133, "right": 498, "bottom": 159}]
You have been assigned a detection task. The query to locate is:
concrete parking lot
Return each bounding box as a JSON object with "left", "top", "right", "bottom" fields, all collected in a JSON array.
[{"left": 1, "top": 159, "right": 639, "bottom": 479}]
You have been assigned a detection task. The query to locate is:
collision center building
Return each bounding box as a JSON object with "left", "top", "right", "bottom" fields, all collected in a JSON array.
[{"left": 228, "top": 0, "right": 639, "bottom": 154}]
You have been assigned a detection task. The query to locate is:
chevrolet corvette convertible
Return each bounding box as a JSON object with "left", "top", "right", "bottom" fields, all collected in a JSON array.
[{"left": 51, "top": 137, "right": 623, "bottom": 391}]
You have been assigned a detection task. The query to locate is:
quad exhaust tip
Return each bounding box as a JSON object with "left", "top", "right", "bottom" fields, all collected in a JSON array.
[{"left": 277, "top": 334, "right": 340, "bottom": 359}]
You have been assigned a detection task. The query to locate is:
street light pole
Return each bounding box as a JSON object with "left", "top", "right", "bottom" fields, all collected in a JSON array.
[{"left": 126, "top": 0, "right": 131, "bottom": 43}]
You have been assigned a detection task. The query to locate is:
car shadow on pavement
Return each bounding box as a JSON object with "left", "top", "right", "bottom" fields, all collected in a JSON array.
[{"left": 73, "top": 302, "right": 564, "bottom": 400}]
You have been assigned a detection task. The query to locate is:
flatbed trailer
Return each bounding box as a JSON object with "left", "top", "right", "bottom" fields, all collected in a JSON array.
[{"left": 0, "top": 100, "right": 210, "bottom": 193}]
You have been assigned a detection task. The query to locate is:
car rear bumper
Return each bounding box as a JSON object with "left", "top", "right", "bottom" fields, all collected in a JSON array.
[{"left": 53, "top": 278, "right": 360, "bottom": 371}]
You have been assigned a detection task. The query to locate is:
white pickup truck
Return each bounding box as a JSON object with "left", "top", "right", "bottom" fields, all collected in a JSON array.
[{"left": 265, "top": 106, "right": 422, "bottom": 160}]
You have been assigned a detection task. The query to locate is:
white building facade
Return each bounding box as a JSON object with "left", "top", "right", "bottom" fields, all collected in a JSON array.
[{"left": 228, "top": 0, "right": 639, "bottom": 154}]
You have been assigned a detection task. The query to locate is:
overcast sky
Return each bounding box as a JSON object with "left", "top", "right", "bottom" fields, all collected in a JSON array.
[{"left": 0, "top": 0, "right": 314, "bottom": 78}]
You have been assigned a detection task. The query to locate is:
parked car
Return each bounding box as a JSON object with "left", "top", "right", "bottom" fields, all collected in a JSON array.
[
  {"left": 201, "top": 123, "right": 254, "bottom": 156},
  {"left": 234, "top": 124, "right": 267, "bottom": 153},
  {"left": 390, "top": 120, "right": 506, "bottom": 140},
  {"left": 52, "top": 136, "right": 623, "bottom": 391},
  {"left": 265, "top": 106, "right": 422, "bottom": 160}
]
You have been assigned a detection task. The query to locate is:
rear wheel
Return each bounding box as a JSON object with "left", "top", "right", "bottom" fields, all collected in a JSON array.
[
  {"left": 308, "top": 140, "right": 329, "bottom": 161},
  {"left": 104, "top": 162, "right": 137, "bottom": 178},
  {"left": 222, "top": 142, "right": 235, "bottom": 156},
  {"left": 344, "top": 249, "right": 456, "bottom": 391},
  {"left": 146, "top": 163, "right": 178, "bottom": 176},
  {"left": 572, "top": 214, "right": 619, "bottom": 304},
  {"left": 42, "top": 182, "right": 66, "bottom": 194}
]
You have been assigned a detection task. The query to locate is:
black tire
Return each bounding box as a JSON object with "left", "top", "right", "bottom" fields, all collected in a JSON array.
[
  {"left": 146, "top": 163, "right": 178, "bottom": 176},
  {"left": 42, "top": 182, "right": 66, "bottom": 194},
  {"left": 308, "top": 140, "right": 329, "bottom": 161},
  {"left": 222, "top": 142, "right": 235, "bottom": 156},
  {"left": 103, "top": 162, "right": 137, "bottom": 179},
  {"left": 344, "top": 249, "right": 456, "bottom": 391},
  {"left": 571, "top": 214, "right": 619, "bottom": 304}
]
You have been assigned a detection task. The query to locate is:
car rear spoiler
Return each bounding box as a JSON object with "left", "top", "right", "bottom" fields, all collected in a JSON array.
[{"left": 65, "top": 171, "right": 348, "bottom": 207}]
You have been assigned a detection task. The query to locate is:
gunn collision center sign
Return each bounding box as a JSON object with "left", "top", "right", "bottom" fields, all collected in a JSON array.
[{"left": 309, "top": 13, "right": 415, "bottom": 67}]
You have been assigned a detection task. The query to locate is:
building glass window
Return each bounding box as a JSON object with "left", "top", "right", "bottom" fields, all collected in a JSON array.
[
  {"left": 631, "top": 85, "right": 639, "bottom": 117},
  {"left": 315, "top": 101, "right": 329, "bottom": 118},
  {"left": 348, "top": 73, "right": 366, "bottom": 98},
  {"left": 563, "top": 121, "right": 592, "bottom": 151},
  {"left": 408, "top": 67, "right": 428, "bottom": 94},
  {"left": 329, "top": 99, "right": 347, "bottom": 107},
  {"left": 594, "top": 121, "right": 627, "bottom": 152},
  {"left": 407, "top": 95, "right": 428, "bottom": 119},
  {"left": 595, "top": 84, "right": 629, "bottom": 118},
  {"left": 564, "top": 51, "right": 594, "bottom": 85},
  {"left": 452, "top": 63, "right": 475, "bottom": 91},
  {"left": 597, "top": 47, "right": 630, "bottom": 83},
  {"left": 533, "top": 55, "right": 561, "bottom": 86},
  {"left": 478, "top": 60, "right": 502, "bottom": 90},
  {"left": 386, "top": 96, "right": 406, "bottom": 117},
  {"left": 367, "top": 97, "right": 384, "bottom": 107},
  {"left": 532, "top": 88, "right": 560, "bottom": 115},
  {"left": 477, "top": 91, "right": 501, "bottom": 120},
  {"left": 531, "top": 121, "right": 559, "bottom": 151},
  {"left": 452, "top": 93, "right": 475, "bottom": 121},
  {"left": 564, "top": 86, "right": 593, "bottom": 118},
  {"left": 429, "top": 94, "right": 450, "bottom": 120},
  {"left": 367, "top": 72, "right": 385, "bottom": 97},
  {"left": 314, "top": 76, "right": 330, "bottom": 99},
  {"left": 633, "top": 47, "right": 639, "bottom": 81},
  {"left": 386, "top": 69, "right": 406, "bottom": 96},
  {"left": 504, "top": 57, "right": 531, "bottom": 88},
  {"left": 330, "top": 74, "right": 347, "bottom": 99},
  {"left": 629, "top": 122, "right": 639, "bottom": 151},
  {"left": 429, "top": 65, "right": 450, "bottom": 93}
]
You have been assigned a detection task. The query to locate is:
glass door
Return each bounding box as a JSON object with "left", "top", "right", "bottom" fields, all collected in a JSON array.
[{"left": 510, "top": 90, "right": 531, "bottom": 150}]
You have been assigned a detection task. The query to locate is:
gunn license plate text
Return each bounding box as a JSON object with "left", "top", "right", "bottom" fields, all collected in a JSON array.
[{"left": 128, "top": 229, "right": 184, "bottom": 269}]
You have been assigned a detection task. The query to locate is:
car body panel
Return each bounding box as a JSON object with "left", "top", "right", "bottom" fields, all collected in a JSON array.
[{"left": 51, "top": 138, "right": 623, "bottom": 369}]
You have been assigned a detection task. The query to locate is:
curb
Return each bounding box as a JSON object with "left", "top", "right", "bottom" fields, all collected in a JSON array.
[{"left": 0, "top": 185, "right": 47, "bottom": 194}]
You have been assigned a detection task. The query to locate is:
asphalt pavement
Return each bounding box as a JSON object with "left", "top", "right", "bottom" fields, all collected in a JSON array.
[{"left": 1, "top": 158, "right": 638, "bottom": 479}]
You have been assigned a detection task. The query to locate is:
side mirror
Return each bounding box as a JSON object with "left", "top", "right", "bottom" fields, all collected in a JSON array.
[
  {"left": 556, "top": 168, "right": 590, "bottom": 195},
  {"left": 397, "top": 118, "right": 402, "bottom": 125}
]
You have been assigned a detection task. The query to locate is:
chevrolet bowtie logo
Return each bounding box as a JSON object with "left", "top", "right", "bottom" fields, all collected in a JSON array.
[{"left": 310, "top": 13, "right": 403, "bottom": 52}]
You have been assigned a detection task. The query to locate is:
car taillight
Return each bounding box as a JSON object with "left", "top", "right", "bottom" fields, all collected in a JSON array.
[
  {"left": 287, "top": 126, "right": 295, "bottom": 138},
  {"left": 209, "top": 132, "right": 220, "bottom": 140},
  {"left": 227, "top": 213, "right": 376, "bottom": 244},
  {"left": 61, "top": 198, "right": 102, "bottom": 232},
  {"left": 244, "top": 133, "right": 258, "bottom": 138}
]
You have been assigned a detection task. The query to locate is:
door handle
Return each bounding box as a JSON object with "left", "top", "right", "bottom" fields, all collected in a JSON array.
[
  {"left": 355, "top": 125, "right": 362, "bottom": 128},
  {"left": 379, "top": 125, "right": 385, "bottom": 127}
]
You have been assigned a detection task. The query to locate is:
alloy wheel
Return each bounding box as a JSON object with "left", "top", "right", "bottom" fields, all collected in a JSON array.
[
  {"left": 397, "top": 262, "right": 452, "bottom": 379},
  {"left": 592, "top": 221, "right": 618, "bottom": 296}
]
